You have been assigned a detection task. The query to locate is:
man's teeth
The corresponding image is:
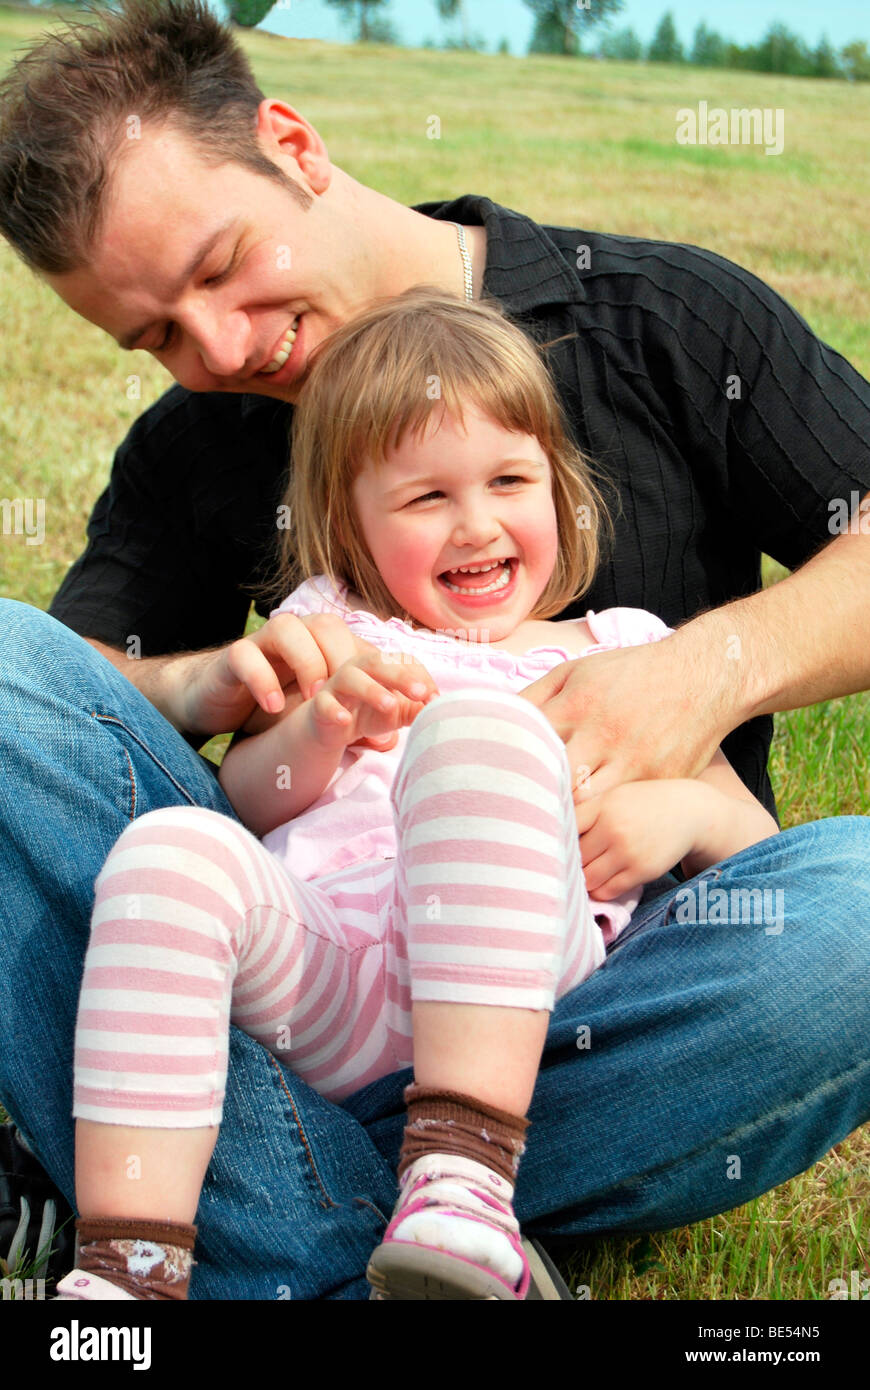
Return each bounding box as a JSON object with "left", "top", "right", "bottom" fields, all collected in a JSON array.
[
  {"left": 260, "top": 317, "right": 300, "bottom": 373},
  {"left": 441, "top": 560, "right": 513, "bottom": 594}
]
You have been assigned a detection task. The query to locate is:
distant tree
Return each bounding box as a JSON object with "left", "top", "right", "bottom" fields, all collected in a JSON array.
[
  {"left": 690, "top": 22, "right": 727, "bottom": 68},
  {"left": 841, "top": 40, "right": 870, "bottom": 82},
  {"left": 324, "top": 0, "right": 396, "bottom": 44},
  {"left": 748, "top": 23, "right": 813, "bottom": 76},
  {"left": 599, "top": 27, "right": 642, "bottom": 61},
  {"left": 436, "top": 0, "right": 486, "bottom": 50},
  {"left": 497, "top": 37, "right": 511, "bottom": 56},
  {"left": 811, "top": 36, "right": 842, "bottom": 78},
  {"left": 524, "top": 0, "right": 625, "bottom": 58},
  {"left": 436, "top": 0, "right": 469, "bottom": 49},
  {"left": 722, "top": 41, "right": 749, "bottom": 70},
  {"left": 225, "top": 0, "right": 275, "bottom": 26},
  {"left": 647, "top": 11, "right": 683, "bottom": 64}
]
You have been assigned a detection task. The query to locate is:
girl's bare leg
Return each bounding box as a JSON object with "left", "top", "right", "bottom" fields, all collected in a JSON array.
[
  {"left": 75, "top": 1121, "right": 218, "bottom": 1225},
  {"left": 412, "top": 1002, "right": 548, "bottom": 1115}
]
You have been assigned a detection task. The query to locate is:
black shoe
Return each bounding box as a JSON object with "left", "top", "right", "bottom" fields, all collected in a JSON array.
[{"left": 0, "top": 1121, "right": 76, "bottom": 1298}]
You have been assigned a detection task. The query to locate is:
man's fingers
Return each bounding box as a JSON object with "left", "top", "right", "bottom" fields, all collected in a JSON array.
[
  {"left": 515, "top": 663, "right": 572, "bottom": 709},
  {"left": 255, "top": 613, "right": 332, "bottom": 700},
  {"left": 224, "top": 638, "right": 288, "bottom": 712},
  {"left": 564, "top": 732, "right": 622, "bottom": 801},
  {"left": 300, "top": 613, "right": 364, "bottom": 683}
]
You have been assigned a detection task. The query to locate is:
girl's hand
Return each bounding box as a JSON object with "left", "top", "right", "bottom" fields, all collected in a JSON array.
[
  {"left": 574, "top": 780, "right": 706, "bottom": 899},
  {"left": 232, "top": 614, "right": 409, "bottom": 749},
  {"left": 305, "top": 649, "right": 440, "bottom": 753}
]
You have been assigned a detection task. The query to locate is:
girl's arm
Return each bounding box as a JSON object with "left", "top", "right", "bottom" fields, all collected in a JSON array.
[
  {"left": 576, "top": 748, "right": 780, "bottom": 900},
  {"left": 220, "top": 700, "right": 347, "bottom": 838},
  {"left": 682, "top": 749, "right": 780, "bottom": 879}
]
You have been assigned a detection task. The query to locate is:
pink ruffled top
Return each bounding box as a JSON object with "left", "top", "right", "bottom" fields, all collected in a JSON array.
[{"left": 261, "top": 576, "right": 675, "bottom": 945}]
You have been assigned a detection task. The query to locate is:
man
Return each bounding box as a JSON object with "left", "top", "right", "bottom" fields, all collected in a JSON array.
[{"left": 1, "top": 0, "right": 868, "bottom": 1300}]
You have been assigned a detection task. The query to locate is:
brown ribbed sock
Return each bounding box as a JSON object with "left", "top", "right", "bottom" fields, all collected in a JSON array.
[
  {"left": 76, "top": 1217, "right": 197, "bottom": 1301},
  {"left": 398, "top": 1084, "right": 529, "bottom": 1185}
]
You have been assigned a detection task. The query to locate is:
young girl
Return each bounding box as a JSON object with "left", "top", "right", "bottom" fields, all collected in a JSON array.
[{"left": 57, "top": 288, "right": 778, "bottom": 1302}]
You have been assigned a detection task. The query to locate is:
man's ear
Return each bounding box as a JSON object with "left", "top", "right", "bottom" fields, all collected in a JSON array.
[{"left": 255, "top": 99, "right": 331, "bottom": 195}]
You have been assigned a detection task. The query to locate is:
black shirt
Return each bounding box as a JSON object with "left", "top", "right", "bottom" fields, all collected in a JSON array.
[{"left": 48, "top": 194, "right": 870, "bottom": 822}]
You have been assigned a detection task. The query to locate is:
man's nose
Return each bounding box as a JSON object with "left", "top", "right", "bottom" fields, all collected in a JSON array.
[{"left": 183, "top": 302, "right": 251, "bottom": 378}]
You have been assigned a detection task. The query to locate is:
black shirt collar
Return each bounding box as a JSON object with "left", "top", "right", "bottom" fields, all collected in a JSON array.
[{"left": 411, "top": 193, "right": 585, "bottom": 314}]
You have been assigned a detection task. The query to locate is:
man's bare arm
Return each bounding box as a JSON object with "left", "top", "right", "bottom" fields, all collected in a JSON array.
[
  {"left": 722, "top": 490, "right": 870, "bottom": 717},
  {"left": 84, "top": 639, "right": 214, "bottom": 741}
]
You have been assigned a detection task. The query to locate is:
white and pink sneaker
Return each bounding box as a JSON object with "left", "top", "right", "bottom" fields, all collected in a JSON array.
[{"left": 366, "top": 1153, "right": 530, "bottom": 1300}]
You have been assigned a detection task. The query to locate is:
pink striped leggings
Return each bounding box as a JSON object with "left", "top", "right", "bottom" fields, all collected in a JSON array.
[{"left": 73, "top": 689, "right": 606, "bottom": 1127}]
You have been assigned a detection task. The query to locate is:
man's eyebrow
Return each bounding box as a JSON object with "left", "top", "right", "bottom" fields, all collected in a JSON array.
[
  {"left": 384, "top": 458, "right": 547, "bottom": 496},
  {"left": 117, "top": 220, "right": 237, "bottom": 350}
]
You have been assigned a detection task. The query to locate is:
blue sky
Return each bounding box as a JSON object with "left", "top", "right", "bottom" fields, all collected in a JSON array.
[{"left": 258, "top": 1, "right": 869, "bottom": 51}]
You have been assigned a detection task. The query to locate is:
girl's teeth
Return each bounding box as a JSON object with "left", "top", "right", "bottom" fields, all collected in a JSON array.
[
  {"left": 442, "top": 561, "right": 512, "bottom": 595},
  {"left": 261, "top": 317, "right": 300, "bottom": 373}
]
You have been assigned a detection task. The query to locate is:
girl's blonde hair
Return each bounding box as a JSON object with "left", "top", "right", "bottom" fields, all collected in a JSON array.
[{"left": 268, "top": 285, "right": 614, "bottom": 626}]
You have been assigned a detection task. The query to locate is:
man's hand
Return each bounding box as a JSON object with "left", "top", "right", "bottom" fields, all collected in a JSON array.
[
  {"left": 167, "top": 613, "right": 385, "bottom": 742},
  {"left": 519, "top": 627, "right": 740, "bottom": 801}
]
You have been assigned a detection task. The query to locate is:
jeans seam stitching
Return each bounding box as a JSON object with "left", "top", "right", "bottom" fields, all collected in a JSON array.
[
  {"left": 90, "top": 711, "right": 196, "bottom": 807},
  {"left": 353, "top": 1196, "right": 390, "bottom": 1228},
  {"left": 122, "top": 744, "right": 136, "bottom": 822},
  {"left": 265, "top": 1052, "right": 337, "bottom": 1211}
]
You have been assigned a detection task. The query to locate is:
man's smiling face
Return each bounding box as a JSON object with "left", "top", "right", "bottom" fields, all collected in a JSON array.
[{"left": 44, "top": 107, "right": 368, "bottom": 402}]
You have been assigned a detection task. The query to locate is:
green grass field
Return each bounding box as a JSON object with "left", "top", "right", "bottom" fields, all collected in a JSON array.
[{"left": 1, "top": 5, "right": 867, "bottom": 1300}]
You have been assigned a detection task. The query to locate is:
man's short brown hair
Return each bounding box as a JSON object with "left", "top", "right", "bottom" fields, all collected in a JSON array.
[{"left": 0, "top": 0, "right": 312, "bottom": 274}]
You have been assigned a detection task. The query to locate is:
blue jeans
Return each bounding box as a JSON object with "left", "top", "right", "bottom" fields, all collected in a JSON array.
[{"left": 1, "top": 598, "right": 868, "bottom": 1300}]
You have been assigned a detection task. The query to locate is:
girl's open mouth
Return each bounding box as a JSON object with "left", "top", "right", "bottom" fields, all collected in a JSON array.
[{"left": 437, "top": 557, "right": 517, "bottom": 604}]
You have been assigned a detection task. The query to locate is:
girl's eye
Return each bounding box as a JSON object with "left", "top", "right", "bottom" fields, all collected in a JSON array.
[{"left": 405, "top": 476, "right": 526, "bottom": 506}]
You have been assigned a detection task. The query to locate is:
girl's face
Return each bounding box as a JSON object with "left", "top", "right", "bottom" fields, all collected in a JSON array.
[{"left": 350, "top": 403, "right": 560, "bottom": 641}]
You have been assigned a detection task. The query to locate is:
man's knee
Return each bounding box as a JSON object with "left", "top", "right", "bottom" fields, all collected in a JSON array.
[
  {"left": 708, "top": 814, "right": 870, "bottom": 962},
  {"left": 779, "top": 814, "right": 870, "bottom": 900},
  {"left": 0, "top": 597, "right": 102, "bottom": 703}
]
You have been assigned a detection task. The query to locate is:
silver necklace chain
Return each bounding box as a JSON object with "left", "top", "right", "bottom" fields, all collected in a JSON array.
[{"left": 449, "top": 221, "right": 474, "bottom": 301}]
